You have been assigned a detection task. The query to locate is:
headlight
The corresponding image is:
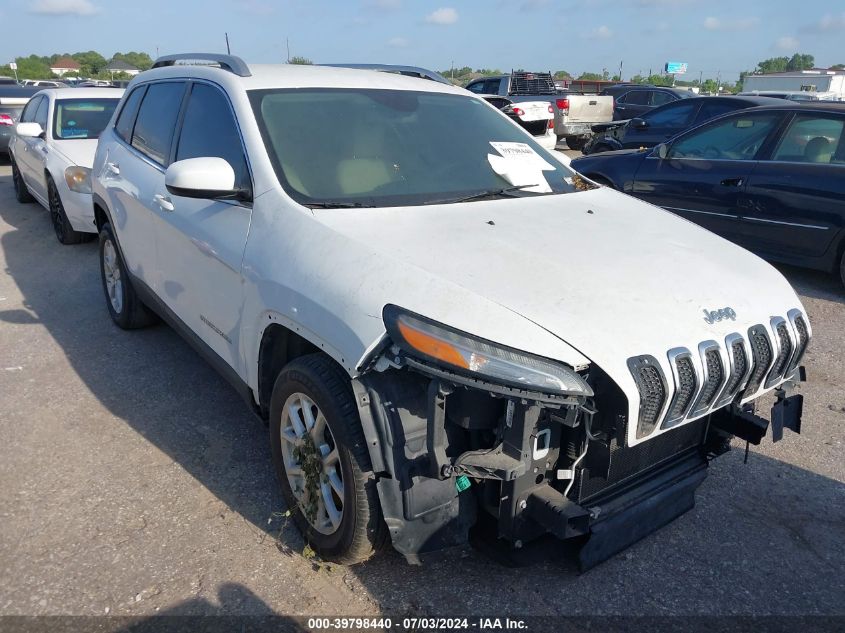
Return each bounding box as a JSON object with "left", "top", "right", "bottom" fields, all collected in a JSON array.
[
  {"left": 64, "top": 166, "right": 92, "bottom": 194},
  {"left": 383, "top": 305, "right": 593, "bottom": 397}
]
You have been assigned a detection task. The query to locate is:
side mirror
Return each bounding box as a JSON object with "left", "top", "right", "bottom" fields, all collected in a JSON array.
[
  {"left": 16, "top": 122, "right": 44, "bottom": 138},
  {"left": 631, "top": 118, "right": 648, "bottom": 129},
  {"left": 656, "top": 143, "right": 669, "bottom": 159},
  {"left": 165, "top": 157, "right": 249, "bottom": 201}
]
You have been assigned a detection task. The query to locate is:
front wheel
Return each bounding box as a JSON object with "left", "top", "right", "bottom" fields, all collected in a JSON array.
[
  {"left": 11, "top": 158, "right": 34, "bottom": 203},
  {"left": 98, "top": 223, "right": 157, "bottom": 329},
  {"left": 269, "top": 354, "right": 387, "bottom": 564},
  {"left": 48, "top": 176, "right": 86, "bottom": 245}
]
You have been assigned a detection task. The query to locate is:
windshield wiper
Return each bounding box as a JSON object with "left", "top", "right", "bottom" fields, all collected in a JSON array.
[
  {"left": 305, "top": 201, "right": 376, "bottom": 209},
  {"left": 423, "top": 184, "right": 540, "bottom": 206}
]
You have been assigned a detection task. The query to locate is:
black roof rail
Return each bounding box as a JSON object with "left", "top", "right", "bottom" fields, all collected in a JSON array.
[{"left": 151, "top": 53, "right": 251, "bottom": 77}]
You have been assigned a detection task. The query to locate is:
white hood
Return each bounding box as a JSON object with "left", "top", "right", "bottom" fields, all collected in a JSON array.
[
  {"left": 51, "top": 139, "right": 99, "bottom": 168},
  {"left": 315, "top": 188, "right": 806, "bottom": 445}
]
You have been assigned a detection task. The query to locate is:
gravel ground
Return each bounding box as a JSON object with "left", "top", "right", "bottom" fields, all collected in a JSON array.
[{"left": 0, "top": 157, "right": 843, "bottom": 619}]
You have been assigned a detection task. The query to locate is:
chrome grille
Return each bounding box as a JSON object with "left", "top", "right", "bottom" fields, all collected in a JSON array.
[
  {"left": 744, "top": 326, "right": 773, "bottom": 396},
  {"left": 628, "top": 310, "right": 807, "bottom": 441}
]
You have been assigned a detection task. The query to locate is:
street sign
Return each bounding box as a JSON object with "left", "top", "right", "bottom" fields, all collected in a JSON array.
[
  {"left": 665, "top": 62, "right": 688, "bottom": 74},
  {"left": 9, "top": 62, "right": 17, "bottom": 70}
]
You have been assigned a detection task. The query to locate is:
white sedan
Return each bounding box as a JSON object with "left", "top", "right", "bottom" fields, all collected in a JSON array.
[{"left": 9, "top": 88, "right": 123, "bottom": 244}]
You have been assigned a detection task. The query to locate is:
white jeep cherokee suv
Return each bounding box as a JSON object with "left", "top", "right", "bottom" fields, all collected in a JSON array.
[{"left": 92, "top": 54, "right": 811, "bottom": 568}]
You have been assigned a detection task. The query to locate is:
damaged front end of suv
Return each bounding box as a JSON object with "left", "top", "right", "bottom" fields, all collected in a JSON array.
[{"left": 351, "top": 304, "right": 810, "bottom": 570}]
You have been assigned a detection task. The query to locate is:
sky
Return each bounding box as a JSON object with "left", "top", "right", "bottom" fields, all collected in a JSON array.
[{"left": 1, "top": 0, "right": 843, "bottom": 83}]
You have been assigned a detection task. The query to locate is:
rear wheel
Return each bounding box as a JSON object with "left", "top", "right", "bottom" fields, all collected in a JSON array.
[
  {"left": 48, "top": 176, "right": 85, "bottom": 245},
  {"left": 269, "top": 354, "right": 387, "bottom": 564},
  {"left": 565, "top": 136, "right": 587, "bottom": 151},
  {"left": 98, "top": 223, "right": 157, "bottom": 329},
  {"left": 11, "top": 158, "right": 34, "bottom": 203}
]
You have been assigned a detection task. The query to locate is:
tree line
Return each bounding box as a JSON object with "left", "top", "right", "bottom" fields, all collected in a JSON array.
[
  {"left": 440, "top": 53, "right": 843, "bottom": 92},
  {"left": 0, "top": 51, "right": 154, "bottom": 81}
]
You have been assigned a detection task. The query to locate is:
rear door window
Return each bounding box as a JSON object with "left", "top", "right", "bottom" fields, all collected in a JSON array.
[
  {"left": 130, "top": 82, "right": 186, "bottom": 165},
  {"left": 466, "top": 82, "right": 486, "bottom": 94},
  {"left": 642, "top": 101, "right": 698, "bottom": 127},
  {"left": 175, "top": 83, "right": 250, "bottom": 191},
  {"left": 650, "top": 91, "right": 675, "bottom": 106},
  {"left": 695, "top": 101, "right": 740, "bottom": 124},
  {"left": 771, "top": 115, "right": 845, "bottom": 164},
  {"left": 620, "top": 90, "right": 649, "bottom": 105}
]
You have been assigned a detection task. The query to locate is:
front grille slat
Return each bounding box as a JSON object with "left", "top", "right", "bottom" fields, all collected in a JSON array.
[
  {"left": 765, "top": 319, "right": 793, "bottom": 387},
  {"left": 662, "top": 350, "right": 699, "bottom": 429},
  {"left": 743, "top": 325, "right": 773, "bottom": 397},
  {"left": 690, "top": 344, "right": 725, "bottom": 415},
  {"left": 714, "top": 335, "right": 749, "bottom": 407},
  {"left": 627, "top": 356, "right": 667, "bottom": 439}
]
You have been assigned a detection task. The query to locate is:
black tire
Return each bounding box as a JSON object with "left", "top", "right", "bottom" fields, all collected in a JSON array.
[
  {"left": 565, "top": 136, "right": 587, "bottom": 151},
  {"left": 98, "top": 223, "right": 157, "bottom": 329},
  {"left": 269, "top": 354, "right": 387, "bottom": 564},
  {"left": 47, "top": 176, "right": 86, "bottom": 245},
  {"left": 11, "top": 158, "right": 35, "bottom": 203}
]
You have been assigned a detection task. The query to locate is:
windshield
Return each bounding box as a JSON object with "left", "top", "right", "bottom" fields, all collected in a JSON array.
[
  {"left": 52, "top": 98, "right": 120, "bottom": 140},
  {"left": 249, "top": 88, "right": 580, "bottom": 207}
]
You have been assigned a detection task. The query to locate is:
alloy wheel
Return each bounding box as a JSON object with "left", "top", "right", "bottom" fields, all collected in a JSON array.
[
  {"left": 101, "top": 239, "right": 124, "bottom": 314},
  {"left": 279, "top": 392, "right": 344, "bottom": 535}
]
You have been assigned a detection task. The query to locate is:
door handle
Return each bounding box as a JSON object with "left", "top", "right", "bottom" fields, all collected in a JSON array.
[
  {"left": 105, "top": 162, "right": 120, "bottom": 176},
  {"left": 40, "top": 146, "right": 48, "bottom": 154},
  {"left": 720, "top": 177, "right": 744, "bottom": 187},
  {"left": 153, "top": 194, "right": 174, "bottom": 212}
]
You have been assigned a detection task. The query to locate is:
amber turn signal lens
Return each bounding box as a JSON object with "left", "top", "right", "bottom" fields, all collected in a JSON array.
[{"left": 397, "top": 320, "right": 469, "bottom": 369}]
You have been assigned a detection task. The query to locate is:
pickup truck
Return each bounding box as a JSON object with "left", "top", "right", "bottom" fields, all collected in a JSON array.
[{"left": 465, "top": 72, "right": 614, "bottom": 150}]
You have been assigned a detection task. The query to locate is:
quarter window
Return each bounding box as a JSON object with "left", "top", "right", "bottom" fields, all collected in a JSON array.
[
  {"left": 175, "top": 83, "right": 250, "bottom": 191},
  {"left": 771, "top": 115, "right": 845, "bottom": 164},
  {"left": 33, "top": 97, "right": 49, "bottom": 129},
  {"left": 19, "top": 96, "right": 41, "bottom": 123},
  {"left": 669, "top": 113, "right": 781, "bottom": 161},
  {"left": 115, "top": 86, "right": 146, "bottom": 142},
  {"left": 131, "top": 82, "right": 186, "bottom": 165}
]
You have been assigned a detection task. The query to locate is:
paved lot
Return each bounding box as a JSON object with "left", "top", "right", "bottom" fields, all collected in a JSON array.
[{"left": 0, "top": 157, "right": 843, "bottom": 618}]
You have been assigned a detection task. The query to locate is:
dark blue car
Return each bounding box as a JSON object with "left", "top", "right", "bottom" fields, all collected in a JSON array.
[
  {"left": 582, "top": 95, "right": 781, "bottom": 155},
  {"left": 571, "top": 103, "right": 845, "bottom": 286}
]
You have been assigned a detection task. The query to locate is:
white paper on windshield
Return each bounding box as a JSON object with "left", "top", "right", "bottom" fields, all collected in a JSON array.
[{"left": 487, "top": 142, "right": 556, "bottom": 193}]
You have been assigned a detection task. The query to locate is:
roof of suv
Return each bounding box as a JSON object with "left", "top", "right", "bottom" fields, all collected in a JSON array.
[{"left": 130, "top": 61, "right": 467, "bottom": 96}]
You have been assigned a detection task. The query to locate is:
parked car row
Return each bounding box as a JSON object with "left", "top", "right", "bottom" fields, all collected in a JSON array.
[
  {"left": 582, "top": 95, "right": 782, "bottom": 154},
  {"left": 7, "top": 55, "right": 812, "bottom": 572},
  {"left": 572, "top": 102, "right": 845, "bottom": 286}
]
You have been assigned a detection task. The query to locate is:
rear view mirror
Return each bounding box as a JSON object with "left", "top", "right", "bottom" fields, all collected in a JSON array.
[
  {"left": 165, "top": 157, "right": 249, "bottom": 201},
  {"left": 656, "top": 143, "right": 669, "bottom": 159},
  {"left": 631, "top": 118, "right": 648, "bottom": 129},
  {"left": 16, "top": 122, "right": 44, "bottom": 138}
]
